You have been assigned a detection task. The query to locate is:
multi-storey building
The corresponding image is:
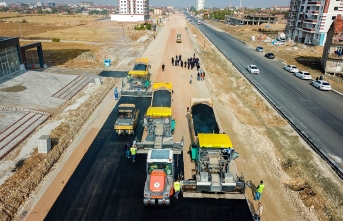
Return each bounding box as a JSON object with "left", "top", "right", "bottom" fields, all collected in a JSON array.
[
  {"left": 286, "top": 0, "right": 343, "bottom": 46},
  {"left": 112, "top": 0, "right": 149, "bottom": 21},
  {"left": 197, "top": 0, "right": 204, "bottom": 11},
  {"left": 117, "top": 0, "right": 149, "bottom": 15}
]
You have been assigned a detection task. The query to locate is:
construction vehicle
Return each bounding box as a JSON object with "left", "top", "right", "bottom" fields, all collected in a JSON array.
[
  {"left": 143, "top": 149, "right": 174, "bottom": 207},
  {"left": 176, "top": 34, "right": 182, "bottom": 43},
  {"left": 121, "top": 58, "right": 152, "bottom": 97},
  {"left": 114, "top": 104, "right": 139, "bottom": 135},
  {"left": 181, "top": 98, "right": 246, "bottom": 199},
  {"left": 136, "top": 83, "right": 183, "bottom": 154}
]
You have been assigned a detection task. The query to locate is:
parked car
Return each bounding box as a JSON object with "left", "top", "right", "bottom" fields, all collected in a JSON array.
[
  {"left": 305, "top": 41, "right": 315, "bottom": 46},
  {"left": 247, "top": 64, "right": 260, "bottom": 74},
  {"left": 311, "top": 80, "right": 332, "bottom": 91},
  {"left": 265, "top": 53, "right": 275, "bottom": 59},
  {"left": 274, "top": 41, "right": 284, "bottom": 45},
  {"left": 284, "top": 65, "right": 299, "bottom": 73},
  {"left": 295, "top": 71, "right": 312, "bottom": 80},
  {"left": 256, "top": 46, "right": 264, "bottom": 52}
]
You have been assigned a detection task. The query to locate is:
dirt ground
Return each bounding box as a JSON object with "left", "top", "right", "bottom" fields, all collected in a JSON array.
[
  {"left": 0, "top": 13, "right": 342, "bottom": 221},
  {"left": 205, "top": 20, "right": 343, "bottom": 94},
  {"left": 187, "top": 20, "right": 343, "bottom": 220}
]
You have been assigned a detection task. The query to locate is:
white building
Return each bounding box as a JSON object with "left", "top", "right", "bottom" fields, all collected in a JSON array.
[
  {"left": 36, "top": 2, "right": 43, "bottom": 7},
  {"left": 286, "top": 0, "right": 343, "bottom": 46},
  {"left": 197, "top": 0, "right": 204, "bottom": 11},
  {"left": 0, "top": 1, "right": 13, "bottom": 7},
  {"left": 111, "top": 0, "right": 149, "bottom": 22}
]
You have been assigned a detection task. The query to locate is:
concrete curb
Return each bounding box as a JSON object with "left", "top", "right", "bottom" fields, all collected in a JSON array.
[{"left": 189, "top": 21, "right": 343, "bottom": 180}]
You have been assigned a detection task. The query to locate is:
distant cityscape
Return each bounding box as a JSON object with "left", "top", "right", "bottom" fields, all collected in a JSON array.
[{"left": 0, "top": 1, "right": 290, "bottom": 15}]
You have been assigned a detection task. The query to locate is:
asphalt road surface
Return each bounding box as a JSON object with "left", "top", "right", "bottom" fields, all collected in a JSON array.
[
  {"left": 186, "top": 14, "right": 343, "bottom": 168},
  {"left": 45, "top": 96, "right": 252, "bottom": 221}
]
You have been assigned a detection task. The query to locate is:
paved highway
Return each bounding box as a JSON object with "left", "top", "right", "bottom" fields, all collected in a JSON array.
[
  {"left": 185, "top": 14, "right": 343, "bottom": 169},
  {"left": 45, "top": 96, "right": 252, "bottom": 221}
]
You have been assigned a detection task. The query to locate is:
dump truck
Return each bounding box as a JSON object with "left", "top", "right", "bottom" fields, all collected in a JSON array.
[
  {"left": 176, "top": 34, "right": 182, "bottom": 43},
  {"left": 121, "top": 58, "right": 152, "bottom": 97},
  {"left": 181, "top": 98, "right": 246, "bottom": 199},
  {"left": 136, "top": 83, "right": 183, "bottom": 154},
  {"left": 143, "top": 149, "right": 174, "bottom": 207},
  {"left": 114, "top": 104, "right": 139, "bottom": 135}
]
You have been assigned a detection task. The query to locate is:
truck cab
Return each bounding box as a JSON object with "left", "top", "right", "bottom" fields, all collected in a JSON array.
[{"left": 143, "top": 149, "right": 174, "bottom": 207}]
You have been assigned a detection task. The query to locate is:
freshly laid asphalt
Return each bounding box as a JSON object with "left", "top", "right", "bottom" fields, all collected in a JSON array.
[{"left": 44, "top": 96, "right": 252, "bottom": 221}]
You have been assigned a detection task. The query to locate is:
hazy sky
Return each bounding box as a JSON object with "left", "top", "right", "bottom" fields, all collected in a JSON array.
[
  {"left": 149, "top": 0, "right": 290, "bottom": 8},
  {"left": 18, "top": 0, "right": 289, "bottom": 8}
]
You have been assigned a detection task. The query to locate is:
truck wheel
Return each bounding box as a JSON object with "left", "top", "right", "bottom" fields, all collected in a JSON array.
[
  {"left": 165, "top": 198, "right": 170, "bottom": 207},
  {"left": 143, "top": 199, "right": 149, "bottom": 207},
  {"left": 157, "top": 199, "right": 163, "bottom": 207},
  {"left": 150, "top": 199, "right": 156, "bottom": 207}
]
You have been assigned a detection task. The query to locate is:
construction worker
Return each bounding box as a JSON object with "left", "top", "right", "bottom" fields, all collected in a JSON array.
[
  {"left": 124, "top": 141, "right": 131, "bottom": 158},
  {"left": 172, "top": 57, "right": 174, "bottom": 66},
  {"left": 162, "top": 64, "right": 165, "bottom": 72},
  {"left": 253, "top": 202, "right": 263, "bottom": 221},
  {"left": 189, "top": 75, "right": 192, "bottom": 84},
  {"left": 254, "top": 180, "right": 265, "bottom": 201},
  {"left": 130, "top": 144, "right": 137, "bottom": 162},
  {"left": 174, "top": 179, "right": 181, "bottom": 199}
]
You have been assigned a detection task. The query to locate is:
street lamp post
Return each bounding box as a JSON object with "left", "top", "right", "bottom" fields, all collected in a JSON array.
[{"left": 17, "top": 21, "right": 22, "bottom": 39}]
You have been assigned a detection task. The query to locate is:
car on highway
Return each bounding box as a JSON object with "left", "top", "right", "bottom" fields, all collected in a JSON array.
[
  {"left": 246, "top": 64, "right": 260, "bottom": 74},
  {"left": 198, "top": 20, "right": 201, "bottom": 25},
  {"left": 311, "top": 80, "right": 332, "bottom": 91},
  {"left": 295, "top": 71, "right": 312, "bottom": 80},
  {"left": 284, "top": 65, "right": 299, "bottom": 73},
  {"left": 256, "top": 46, "right": 264, "bottom": 52},
  {"left": 264, "top": 53, "right": 275, "bottom": 59}
]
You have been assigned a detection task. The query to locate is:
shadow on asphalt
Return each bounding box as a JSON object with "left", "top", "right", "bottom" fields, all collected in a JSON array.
[{"left": 99, "top": 71, "right": 128, "bottom": 78}]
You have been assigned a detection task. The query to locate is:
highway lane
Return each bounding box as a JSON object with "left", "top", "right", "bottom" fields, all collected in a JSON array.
[
  {"left": 186, "top": 14, "right": 343, "bottom": 168},
  {"left": 44, "top": 95, "right": 252, "bottom": 221}
]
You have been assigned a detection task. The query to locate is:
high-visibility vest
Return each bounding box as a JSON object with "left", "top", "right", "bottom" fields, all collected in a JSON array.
[
  {"left": 130, "top": 147, "right": 137, "bottom": 155},
  {"left": 256, "top": 184, "right": 265, "bottom": 193},
  {"left": 174, "top": 181, "right": 181, "bottom": 192}
]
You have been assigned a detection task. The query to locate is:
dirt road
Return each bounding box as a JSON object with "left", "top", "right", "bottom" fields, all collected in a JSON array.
[{"left": 20, "top": 14, "right": 343, "bottom": 221}]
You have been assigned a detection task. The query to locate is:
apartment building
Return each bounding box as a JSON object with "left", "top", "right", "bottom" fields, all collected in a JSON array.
[
  {"left": 117, "top": 0, "right": 149, "bottom": 14},
  {"left": 112, "top": 0, "right": 149, "bottom": 22},
  {"left": 197, "top": 0, "right": 204, "bottom": 10},
  {"left": 286, "top": 0, "right": 343, "bottom": 46}
]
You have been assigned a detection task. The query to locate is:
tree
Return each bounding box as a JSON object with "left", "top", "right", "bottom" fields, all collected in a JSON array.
[
  {"left": 51, "top": 7, "right": 58, "bottom": 14},
  {"left": 100, "top": 9, "right": 108, "bottom": 15},
  {"left": 37, "top": 8, "right": 43, "bottom": 14}
]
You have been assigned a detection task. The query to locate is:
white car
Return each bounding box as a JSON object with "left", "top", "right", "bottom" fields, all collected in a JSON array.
[
  {"left": 247, "top": 64, "right": 260, "bottom": 74},
  {"left": 284, "top": 65, "right": 299, "bottom": 73},
  {"left": 311, "top": 80, "right": 332, "bottom": 91},
  {"left": 274, "top": 41, "right": 284, "bottom": 45},
  {"left": 295, "top": 71, "right": 312, "bottom": 80}
]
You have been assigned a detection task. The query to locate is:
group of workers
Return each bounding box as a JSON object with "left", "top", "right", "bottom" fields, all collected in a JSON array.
[{"left": 171, "top": 54, "right": 202, "bottom": 71}]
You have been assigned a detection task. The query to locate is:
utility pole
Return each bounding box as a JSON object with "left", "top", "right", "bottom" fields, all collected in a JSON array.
[
  {"left": 240, "top": 0, "right": 242, "bottom": 9},
  {"left": 122, "top": 24, "right": 125, "bottom": 42},
  {"left": 17, "top": 21, "right": 22, "bottom": 39}
]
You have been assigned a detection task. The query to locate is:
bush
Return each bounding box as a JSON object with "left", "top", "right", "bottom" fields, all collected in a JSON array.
[
  {"left": 22, "top": 19, "right": 28, "bottom": 23},
  {"left": 52, "top": 38, "right": 60, "bottom": 42}
]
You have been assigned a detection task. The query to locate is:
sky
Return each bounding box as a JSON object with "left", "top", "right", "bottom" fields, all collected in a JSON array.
[
  {"left": 17, "top": 0, "right": 290, "bottom": 8},
  {"left": 149, "top": 0, "right": 290, "bottom": 8}
]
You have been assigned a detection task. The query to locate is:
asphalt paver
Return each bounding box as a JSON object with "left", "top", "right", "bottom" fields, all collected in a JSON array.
[{"left": 44, "top": 96, "right": 252, "bottom": 221}]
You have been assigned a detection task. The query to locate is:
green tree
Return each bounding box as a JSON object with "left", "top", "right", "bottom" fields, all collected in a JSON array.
[
  {"left": 37, "top": 8, "right": 43, "bottom": 14},
  {"left": 100, "top": 9, "right": 108, "bottom": 15},
  {"left": 51, "top": 7, "right": 58, "bottom": 14}
]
